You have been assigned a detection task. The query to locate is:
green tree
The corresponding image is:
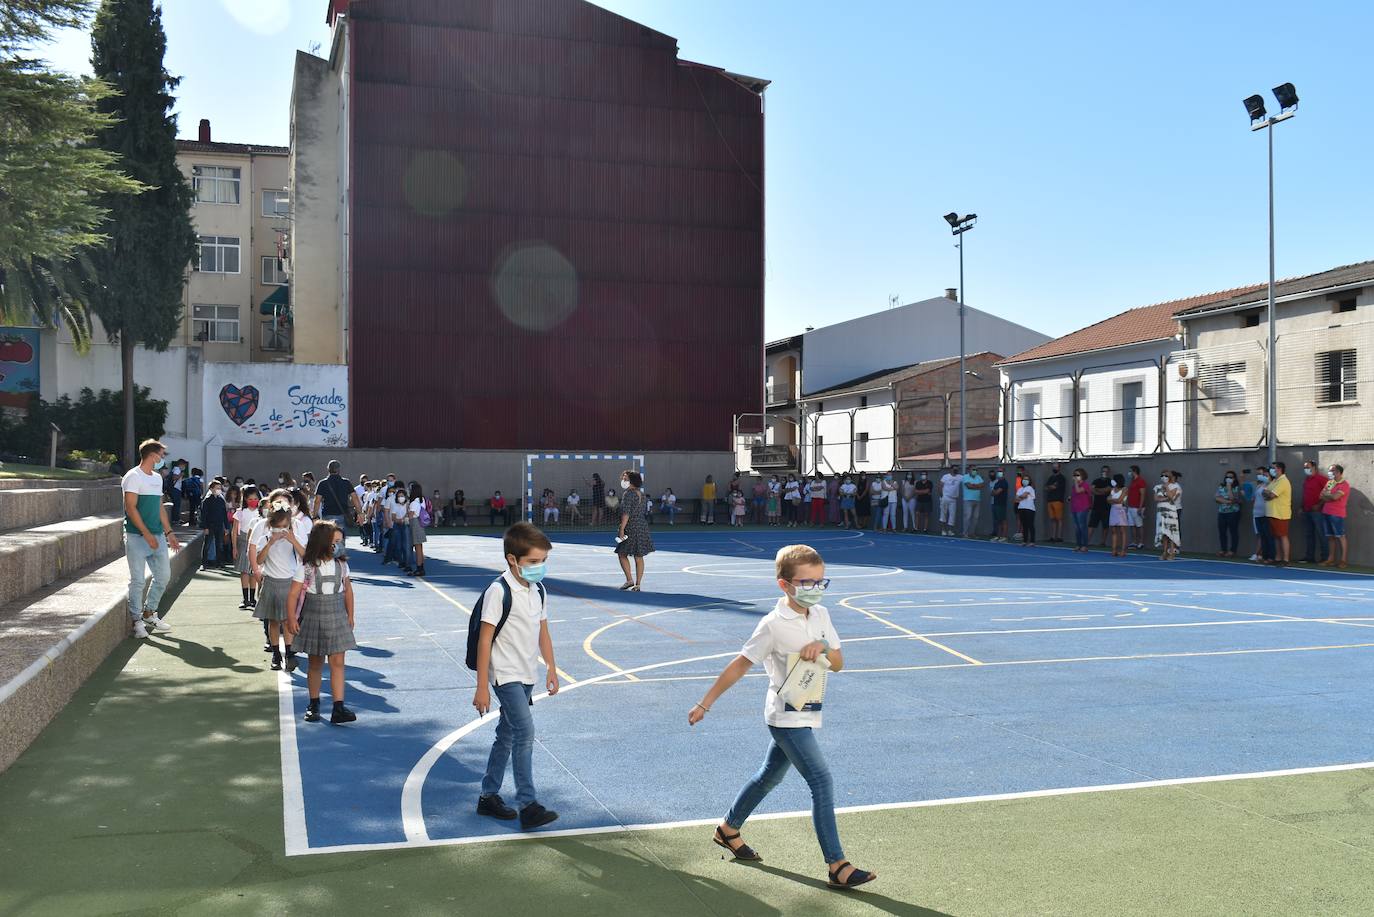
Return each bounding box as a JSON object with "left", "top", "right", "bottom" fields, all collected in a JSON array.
[
  {"left": 87, "top": 0, "right": 196, "bottom": 468},
  {"left": 0, "top": 0, "right": 143, "bottom": 345}
]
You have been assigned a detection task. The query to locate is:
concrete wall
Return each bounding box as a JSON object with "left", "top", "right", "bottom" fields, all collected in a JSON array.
[
  {"left": 801, "top": 297, "right": 1049, "bottom": 395},
  {"left": 289, "top": 50, "right": 345, "bottom": 366},
  {"left": 980, "top": 445, "right": 1373, "bottom": 566},
  {"left": 221, "top": 447, "right": 736, "bottom": 512}
]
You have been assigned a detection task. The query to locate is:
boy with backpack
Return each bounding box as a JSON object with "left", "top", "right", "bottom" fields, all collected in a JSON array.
[{"left": 468, "top": 522, "right": 561, "bottom": 831}]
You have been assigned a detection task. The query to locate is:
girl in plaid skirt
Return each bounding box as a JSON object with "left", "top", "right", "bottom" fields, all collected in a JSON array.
[{"left": 286, "top": 521, "right": 358, "bottom": 724}]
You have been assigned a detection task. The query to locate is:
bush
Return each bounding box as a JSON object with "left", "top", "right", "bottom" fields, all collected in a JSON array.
[{"left": 0, "top": 387, "right": 167, "bottom": 466}]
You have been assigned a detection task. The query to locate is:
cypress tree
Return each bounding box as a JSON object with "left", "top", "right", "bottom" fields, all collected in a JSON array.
[{"left": 87, "top": 0, "right": 196, "bottom": 468}]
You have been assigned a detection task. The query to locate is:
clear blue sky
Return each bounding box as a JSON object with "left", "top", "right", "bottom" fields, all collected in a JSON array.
[{"left": 40, "top": 1, "right": 1374, "bottom": 341}]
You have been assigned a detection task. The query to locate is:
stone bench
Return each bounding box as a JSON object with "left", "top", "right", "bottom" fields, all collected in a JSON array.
[
  {"left": 0, "top": 515, "right": 126, "bottom": 608},
  {"left": 0, "top": 484, "right": 122, "bottom": 532}
]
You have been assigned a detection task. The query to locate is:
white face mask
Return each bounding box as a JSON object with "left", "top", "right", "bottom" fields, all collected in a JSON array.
[
  {"left": 1159, "top": 476, "right": 1169, "bottom": 484},
  {"left": 1328, "top": 469, "right": 1337, "bottom": 479},
  {"left": 621, "top": 480, "right": 631, "bottom": 490},
  {"left": 1304, "top": 467, "right": 1314, "bottom": 477}
]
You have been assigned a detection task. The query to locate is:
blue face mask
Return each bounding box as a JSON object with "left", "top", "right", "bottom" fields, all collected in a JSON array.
[
  {"left": 153, "top": 458, "right": 166, "bottom": 471},
  {"left": 519, "top": 562, "right": 547, "bottom": 584},
  {"left": 328, "top": 543, "right": 340, "bottom": 558}
]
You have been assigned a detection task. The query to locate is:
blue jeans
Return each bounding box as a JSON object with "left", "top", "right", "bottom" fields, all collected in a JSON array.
[
  {"left": 1217, "top": 511, "right": 1241, "bottom": 554},
  {"left": 202, "top": 526, "right": 222, "bottom": 565},
  {"left": 726, "top": 725, "right": 844, "bottom": 864},
  {"left": 481, "top": 682, "right": 536, "bottom": 808},
  {"left": 1072, "top": 510, "right": 1090, "bottom": 548},
  {"left": 322, "top": 514, "right": 346, "bottom": 544},
  {"left": 125, "top": 532, "right": 170, "bottom": 622}
]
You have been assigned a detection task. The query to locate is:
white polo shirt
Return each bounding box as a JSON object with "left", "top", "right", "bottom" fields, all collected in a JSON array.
[
  {"left": 479, "top": 570, "right": 547, "bottom": 686},
  {"left": 740, "top": 597, "right": 842, "bottom": 729}
]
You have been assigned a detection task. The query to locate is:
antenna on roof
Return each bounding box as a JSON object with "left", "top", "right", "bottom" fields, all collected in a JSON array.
[
  {"left": 308, "top": 40, "right": 322, "bottom": 56},
  {"left": 888, "top": 294, "right": 900, "bottom": 310}
]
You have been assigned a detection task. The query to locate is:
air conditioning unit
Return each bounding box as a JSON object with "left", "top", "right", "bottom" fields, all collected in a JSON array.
[{"left": 1173, "top": 356, "right": 1199, "bottom": 383}]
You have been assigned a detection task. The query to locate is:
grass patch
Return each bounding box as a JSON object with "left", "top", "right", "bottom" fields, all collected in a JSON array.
[{"left": 0, "top": 462, "right": 116, "bottom": 481}]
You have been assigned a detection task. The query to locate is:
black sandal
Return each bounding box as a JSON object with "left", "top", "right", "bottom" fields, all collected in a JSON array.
[
  {"left": 712, "top": 826, "right": 762, "bottom": 861},
  {"left": 827, "top": 860, "right": 876, "bottom": 889}
]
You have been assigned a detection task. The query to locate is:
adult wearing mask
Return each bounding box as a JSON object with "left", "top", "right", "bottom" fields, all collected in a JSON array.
[
  {"left": 938, "top": 467, "right": 962, "bottom": 536},
  {"left": 899, "top": 474, "right": 917, "bottom": 533},
  {"left": 867, "top": 475, "right": 885, "bottom": 532},
  {"left": 914, "top": 471, "right": 933, "bottom": 533},
  {"left": 990, "top": 469, "right": 1010, "bottom": 542},
  {"left": 1262, "top": 462, "right": 1293, "bottom": 566},
  {"left": 1319, "top": 465, "right": 1350, "bottom": 568},
  {"left": 700, "top": 475, "right": 717, "bottom": 525},
  {"left": 1069, "top": 469, "right": 1093, "bottom": 552},
  {"left": 123, "top": 440, "right": 181, "bottom": 639},
  {"left": 1044, "top": 463, "right": 1066, "bottom": 543},
  {"left": 880, "top": 472, "right": 899, "bottom": 532},
  {"left": 1215, "top": 471, "right": 1243, "bottom": 557},
  {"left": 1126, "top": 466, "right": 1147, "bottom": 551},
  {"left": 1090, "top": 466, "right": 1112, "bottom": 547},
  {"left": 1251, "top": 470, "right": 1273, "bottom": 563},
  {"left": 1154, "top": 470, "right": 1183, "bottom": 561},
  {"left": 616, "top": 470, "right": 655, "bottom": 591},
  {"left": 960, "top": 467, "right": 985, "bottom": 538},
  {"left": 200, "top": 480, "right": 230, "bottom": 570},
  {"left": 1300, "top": 461, "right": 1330, "bottom": 565}
]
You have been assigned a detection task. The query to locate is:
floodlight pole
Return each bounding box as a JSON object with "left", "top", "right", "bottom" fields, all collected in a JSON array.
[
  {"left": 958, "top": 236, "right": 967, "bottom": 475},
  {"left": 1251, "top": 107, "right": 1293, "bottom": 464}
]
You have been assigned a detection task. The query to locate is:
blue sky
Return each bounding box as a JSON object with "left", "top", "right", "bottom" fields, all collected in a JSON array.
[{"left": 40, "top": 1, "right": 1374, "bottom": 341}]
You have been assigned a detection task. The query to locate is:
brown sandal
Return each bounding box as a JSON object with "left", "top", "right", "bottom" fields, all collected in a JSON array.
[
  {"left": 828, "top": 859, "right": 877, "bottom": 889},
  {"left": 713, "top": 826, "right": 762, "bottom": 861}
]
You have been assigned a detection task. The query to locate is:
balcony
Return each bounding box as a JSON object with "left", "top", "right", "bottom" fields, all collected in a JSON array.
[
  {"left": 750, "top": 443, "right": 798, "bottom": 470},
  {"left": 765, "top": 382, "right": 796, "bottom": 407}
]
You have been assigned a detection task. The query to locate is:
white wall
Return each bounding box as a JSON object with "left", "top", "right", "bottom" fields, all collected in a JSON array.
[
  {"left": 202, "top": 361, "right": 348, "bottom": 449},
  {"left": 1000, "top": 339, "right": 1182, "bottom": 459},
  {"left": 802, "top": 298, "right": 1049, "bottom": 395},
  {"left": 801, "top": 391, "right": 897, "bottom": 475}
]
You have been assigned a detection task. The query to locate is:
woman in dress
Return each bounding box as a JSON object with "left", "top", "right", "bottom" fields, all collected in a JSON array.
[
  {"left": 1108, "top": 474, "right": 1129, "bottom": 557},
  {"left": 616, "top": 470, "right": 655, "bottom": 591},
  {"left": 1154, "top": 469, "right": 1183, "bottom": 560}
]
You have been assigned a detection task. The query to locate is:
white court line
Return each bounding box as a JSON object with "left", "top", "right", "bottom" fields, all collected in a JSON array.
[
  {"left": 286, "top": 759, "right": 1374, "bottom": 856},
  {"left": 276, "top": 668, "right": 310, "bottom": 855}
]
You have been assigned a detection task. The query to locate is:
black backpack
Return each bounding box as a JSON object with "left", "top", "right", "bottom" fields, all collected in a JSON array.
[{"left": 464, "top": 576, "right": 546, "bottom": 670}]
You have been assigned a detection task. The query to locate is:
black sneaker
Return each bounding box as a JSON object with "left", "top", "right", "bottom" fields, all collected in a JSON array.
[
  {"left": 263, "top": 643, "right": 273, "bottom": 653},
  {"left": 270, "top": 657, "right": 283, "bottom": 671},
  {"left": 304, "top": 701, "right": 321, "bottom": 723},
  {"left": 238, "top": 600, "right": 250, "bottom": 610},
  {"left": 519, "top": 802, "right": 559, "bottom": 830},
  {"left": 476, "top": 794, "right": 518, "bottom": 821},
  {"left": 330, "top": 703, "right": 357, "bottom": 724},
  {"left": 285, "top": 655, "right": 299, "bottom": 673}
]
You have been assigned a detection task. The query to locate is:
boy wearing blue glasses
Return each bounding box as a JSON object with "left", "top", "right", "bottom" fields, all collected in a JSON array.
[{"left": 687, "top": 544, "right": 877, "bottom": 890}]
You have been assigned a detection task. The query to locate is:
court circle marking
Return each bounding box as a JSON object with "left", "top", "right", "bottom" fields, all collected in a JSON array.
[{"left": 680, "top": 561, "right": 903, "bottom": 579}]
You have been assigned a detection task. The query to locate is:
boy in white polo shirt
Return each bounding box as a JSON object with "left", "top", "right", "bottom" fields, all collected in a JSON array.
[
  {"left": 472, "top": 522, "right": 561, "bottom": 831},
  {"left": 688, "top": 544, "right": 876, "bottom": 890}
]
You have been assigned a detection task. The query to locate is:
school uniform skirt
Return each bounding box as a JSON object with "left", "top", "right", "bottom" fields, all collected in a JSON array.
[
  {"left": 252, "top": 575, "right": 293, "bottom": 622},
  {"left": 234, "top": 534, "right": 252, "bottom": 574},
  {"left": 294, "top": 589, "right": 357, "bottom": 657},
  {"left": 409, "top": 516, "right": 427, "bottom": 545}
]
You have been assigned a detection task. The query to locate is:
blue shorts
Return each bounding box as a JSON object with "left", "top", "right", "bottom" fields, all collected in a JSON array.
[
  {"left": 1322, "top": 514, "right": 1346, "bottom": 537},
  {"left": 840, "top": 498, "right": 855, "bottom": 510}
]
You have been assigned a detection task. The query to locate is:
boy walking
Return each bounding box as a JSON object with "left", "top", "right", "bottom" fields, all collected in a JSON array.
[{"left": 472, "top": 522, "right": 561, "bottom": 830}]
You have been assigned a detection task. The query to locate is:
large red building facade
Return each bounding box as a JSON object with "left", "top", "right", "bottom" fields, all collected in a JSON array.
[{"left": 336, "top": 0, "right": 765, "bottom": 451}]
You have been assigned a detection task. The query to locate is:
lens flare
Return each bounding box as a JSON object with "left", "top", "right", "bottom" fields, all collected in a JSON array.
[{"left": 491, "top": 242, "right": 579, "bottom": 333}]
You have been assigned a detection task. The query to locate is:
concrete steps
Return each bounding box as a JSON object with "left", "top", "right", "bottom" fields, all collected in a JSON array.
[
  {"left": 0, "top": 514, "right": 127, "bottom": 608},
  {"left": 0, "top": 483, "right": 122, "bottom": 532},
  {"left": 0, "top": 529, "right": 202, "bottom": 773}
]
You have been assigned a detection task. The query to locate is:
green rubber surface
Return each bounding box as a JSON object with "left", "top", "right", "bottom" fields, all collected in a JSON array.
[{"left": 2, "top": 568, "right": 1373, "bottom": 916}]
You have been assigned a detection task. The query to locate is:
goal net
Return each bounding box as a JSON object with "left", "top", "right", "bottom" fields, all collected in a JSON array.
[{"left": 524, "top": 453, "right": 650, "bottom": 528}]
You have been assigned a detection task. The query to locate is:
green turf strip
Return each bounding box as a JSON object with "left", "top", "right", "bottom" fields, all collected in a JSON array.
[{"left": 2, "top": 568, "right": 1373, "bottom": 916}]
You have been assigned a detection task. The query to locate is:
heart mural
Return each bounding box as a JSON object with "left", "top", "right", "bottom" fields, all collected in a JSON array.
[{"left": 219, "top": 384, "right": 260, "bottom": 426}]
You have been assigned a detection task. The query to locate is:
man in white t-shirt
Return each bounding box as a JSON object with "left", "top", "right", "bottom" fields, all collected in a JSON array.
[
  {"left": 938, "top": 468, "right": 963, "bottom": 536},
  {"left": 122, "top": 440, "right": 182, "bottom": 639}
]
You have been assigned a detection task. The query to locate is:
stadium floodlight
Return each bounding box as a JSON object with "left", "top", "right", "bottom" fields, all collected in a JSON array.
[
  {"left": 1272, "top": 82, "right": 1299, "bottom": 112},
  {"left": 943, "top": 211, "right": 978, "bottom": 474},
  {"left": 1242, "top": 82, "right": 1298, "bottom": 462}
]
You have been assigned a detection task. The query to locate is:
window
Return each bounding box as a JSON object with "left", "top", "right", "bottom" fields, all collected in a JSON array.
[
  {"left": 856, "top": 432, "right": 869, "bottom": 462},
  {"left": 859, "top": 395, "right": 868, "bottom": 408},
  {"left": 1316, "top": 349, "right": 1357, "bottom": 404},
  {"left": 261, "top": 320, "right": 290, "bottom": 352},
  {"left": 192, "top": 304, "right": 239, "bottom": 343},
  {"left": 261, "top": 189, "right": 289, "bottom": 217},
  {"left": 1206, "top": 361, "right": 1248, "bottom": 413},
  {"left": 1018, "top": 393, "right": 1041, "bottom": 455},
  {"left": 197, "top": 236, "right": 240, "bottom": 273},
  {"left": 1240, "top": 310, "right": 1261, "bottom": 328},
  {"left": 260, "top": 255, "right": 287, "bottom": 285},
  {"left": 192, "top": 165, "right": 240, "bottom": 204},
  {"left": 1118, "top": 381, "right": 1144, "bottom": 447},
  {"left": 1335, "top": 298, "right": 1357, "bottom": 314}
]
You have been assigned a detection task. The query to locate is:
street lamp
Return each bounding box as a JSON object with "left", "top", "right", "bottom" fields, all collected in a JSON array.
[
  {"left": 944, "top": 212, "right": 977, "bottom": 473},
  {"left": 1244, "top": 82, "right": 1298, "bottom": 464}
]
